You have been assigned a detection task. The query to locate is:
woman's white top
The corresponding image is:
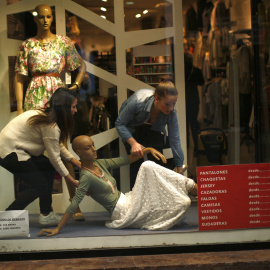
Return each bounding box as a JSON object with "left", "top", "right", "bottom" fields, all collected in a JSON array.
[{"left": 0, "top": 110, "right": 74, "bottom": 176}]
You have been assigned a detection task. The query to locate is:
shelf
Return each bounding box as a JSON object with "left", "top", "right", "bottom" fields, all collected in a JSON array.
[{"left": 132, "top": 44, "right": 174, "bottom": 84}]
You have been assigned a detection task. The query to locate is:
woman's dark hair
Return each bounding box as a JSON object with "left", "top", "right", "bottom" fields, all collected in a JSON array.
[
  {"left": 155, "top": 76, "right": 178, "bottom": 99},
  {"left": 28, "top": 88, "right": 77, "bottom": 142}
]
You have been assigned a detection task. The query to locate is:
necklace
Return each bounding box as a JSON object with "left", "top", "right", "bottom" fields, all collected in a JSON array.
[{"left": 82, "top": 165, "right": 115, "bottom": 194}]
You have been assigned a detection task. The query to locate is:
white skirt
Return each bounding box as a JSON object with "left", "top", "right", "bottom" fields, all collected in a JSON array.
[{"left": 105, "top": 161, "right": 194, "bottom": 231}]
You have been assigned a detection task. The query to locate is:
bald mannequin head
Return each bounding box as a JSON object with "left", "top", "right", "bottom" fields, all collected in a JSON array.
[
  {"left": 72, "top": 135, "right": 97, "bottom": 162},
  {"left": 72, "top": 135, "right": 90, "bottom": 153},
  {"left": 35, "top": 4, "right": 52, "bottom": 15},
  {"left": 33, "top": 4, "right": 53, "bottom": 33}
]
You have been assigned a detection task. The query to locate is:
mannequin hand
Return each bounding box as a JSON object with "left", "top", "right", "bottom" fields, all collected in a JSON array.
[
  {"left": 38, "top": 228, "right": 60, "bottom": 237},
  {"left": 17, "top": 108, "right": 23, "bottom": 116},
  {"left": 174, "top": 165, "right": 187, "bottom": 175},
  {"left": 68, "top": 85, "right": 79, "bottom": 92},
  {"left": 145, "top": 148, "right": 167, "bottom": 164},
  {"left": 131, "top": 143, "right": 145, "bottom": 158}
]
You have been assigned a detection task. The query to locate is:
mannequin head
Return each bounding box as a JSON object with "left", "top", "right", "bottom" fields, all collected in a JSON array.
[
  {"left": 72, "top": 135, "right": 97, "bottom": 162},
  {"left": 33, "top": 5, "right": 53, "bottom": 33}
]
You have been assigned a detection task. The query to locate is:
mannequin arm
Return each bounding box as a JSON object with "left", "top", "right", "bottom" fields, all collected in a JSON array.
[
  {"left": 14, "top": 73, "right": 28, "bottom": 115},
  {"left": 38, "top": 212, "right": 71, "bottom": 237},
  {"left": 128, "top": 147, "right": 167, "bottom": 164},
  {"left": 68, "top": 56, "right": 86, "bottom": 92}
]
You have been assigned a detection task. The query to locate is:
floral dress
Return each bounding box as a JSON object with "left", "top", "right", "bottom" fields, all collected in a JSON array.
[{"left": 15, "top": 35, "right": 81, "bottom": 111}]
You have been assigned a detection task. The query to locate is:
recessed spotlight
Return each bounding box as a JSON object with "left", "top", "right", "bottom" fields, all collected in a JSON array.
[
  {"left": 135, "top": 14, "right": 141, "bottom": 18},
  {"left": 101, "top": 0, "right": 107, "bottom": 2},
  {"left": 101, "top": 15, "right": 106, "bottom": 19},
  {"left": 32, "top": 11, "right": 38, "bottom": 16},
  {"left": 126, "top": 1, "right": 134, "bottom": 5},
  {"left": 100, "top": 7, "right": 107, "bottom": 12},
  {"left": 143, "top": 10, "right": 148, "bottom": 14}
]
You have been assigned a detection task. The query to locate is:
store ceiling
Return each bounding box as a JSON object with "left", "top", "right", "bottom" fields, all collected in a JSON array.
[{"left": 72, "top": 0, "right": 172, "bottom": 30}]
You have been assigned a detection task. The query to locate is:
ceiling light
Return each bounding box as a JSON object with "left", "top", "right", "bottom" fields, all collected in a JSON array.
[
  {"left": 101, "top": 15, "right": 106, "bottom": 19},
  {"left": 135, "top": 14, "right": 141, "bottom": 18},
  {"left": 32, "top": 11, "right": 38, "bottom": 16},
  {"left": 101, "top": 0, "right": 107, "bottom": 2},
  {"left": 100, "top": 7, "right": 107, "bottom": 12},
  {"left": 143, "top": 10, "right": 148, "bottom": 14},
  {"left": 126, "top": 1, "right": 134, "bottom": 5}
]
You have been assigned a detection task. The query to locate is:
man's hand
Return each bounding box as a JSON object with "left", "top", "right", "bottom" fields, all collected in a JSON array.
[{"left": 38, "top": 228, "right": 60, "bottom": 237}]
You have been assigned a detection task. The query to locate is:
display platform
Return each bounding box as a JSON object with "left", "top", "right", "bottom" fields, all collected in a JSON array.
[{"left": 1, "top": 203, "right": 270, "bottom": 254}]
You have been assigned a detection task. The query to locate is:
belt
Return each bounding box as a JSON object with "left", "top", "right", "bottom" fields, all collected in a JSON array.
[{"left": 32, "top": 72, "right": 60, "bottom": 77}]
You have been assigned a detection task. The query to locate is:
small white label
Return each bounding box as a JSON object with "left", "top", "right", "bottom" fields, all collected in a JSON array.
[{"left": 65, "top": 72, "right": 71, "bottom": 84}]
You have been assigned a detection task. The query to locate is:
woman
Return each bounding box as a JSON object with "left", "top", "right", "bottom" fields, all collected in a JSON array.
[
  {"left": 115, "top": 79, "right": 185, "bottom": 188},
  {"left": 38, "top": 135, "right": 197, "bottom": 236},
  {"left": 0, "top": 88, "right": 80, "bottom": 226}
]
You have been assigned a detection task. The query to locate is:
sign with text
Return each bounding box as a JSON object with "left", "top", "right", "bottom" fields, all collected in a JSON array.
[
  {"left": 197, "top": 163, "right": 270, "bottom": 231},
  {"left": 0, "top": 210, "right": 29, "bottom": 238}
]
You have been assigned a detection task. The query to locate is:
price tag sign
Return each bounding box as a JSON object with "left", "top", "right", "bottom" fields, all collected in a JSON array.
[{"left": 197, "top": 163, "right": 270, "bottom": 231}]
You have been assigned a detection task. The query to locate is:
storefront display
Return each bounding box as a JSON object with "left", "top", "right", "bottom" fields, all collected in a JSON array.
[{"left": 0, "top": 0, "right": 269, "bottom": 255}]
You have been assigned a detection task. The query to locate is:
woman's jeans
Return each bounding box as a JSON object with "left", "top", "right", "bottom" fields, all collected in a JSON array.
[{"left": 0, "top": 152, "right": 56, "bottom": 214}]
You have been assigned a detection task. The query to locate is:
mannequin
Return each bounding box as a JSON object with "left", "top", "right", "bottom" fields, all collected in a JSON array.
[
  {"left": 14, "top": 4, "right": 86, "bottom": 221},
  {"left": 38, "top": 136, "right": 198, "bottom": 236}
]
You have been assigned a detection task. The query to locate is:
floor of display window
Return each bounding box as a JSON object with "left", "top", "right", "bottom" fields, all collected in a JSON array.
[{"left": 26, "top": 203, "right": 198, "bottom": 239}]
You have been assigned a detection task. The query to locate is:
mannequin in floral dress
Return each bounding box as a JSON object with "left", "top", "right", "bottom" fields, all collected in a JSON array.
[{"left": 14, "top": 4, "right": 86, "bottom": 221}]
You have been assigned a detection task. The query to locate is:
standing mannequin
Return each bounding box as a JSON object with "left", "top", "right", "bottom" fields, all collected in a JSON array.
[{"left": 14, "top": 4, "right": 86, "bottom": 221}]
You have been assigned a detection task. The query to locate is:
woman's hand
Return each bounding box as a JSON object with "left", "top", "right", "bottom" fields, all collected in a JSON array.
[
  {"left": 65, "top": 174, "right": 79, "bottom": 188},
  {"left": 144, "top": 148, "right": 167, "bottom": 164},
  {"left": 70, "top": 158, "right": 81, "bottom": 169},
  {"left": 131, "top": 142, "right": 145, "bottom": 158},
  {"left": 38, "top": 228, "right": 60, "bottom": 237}
]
